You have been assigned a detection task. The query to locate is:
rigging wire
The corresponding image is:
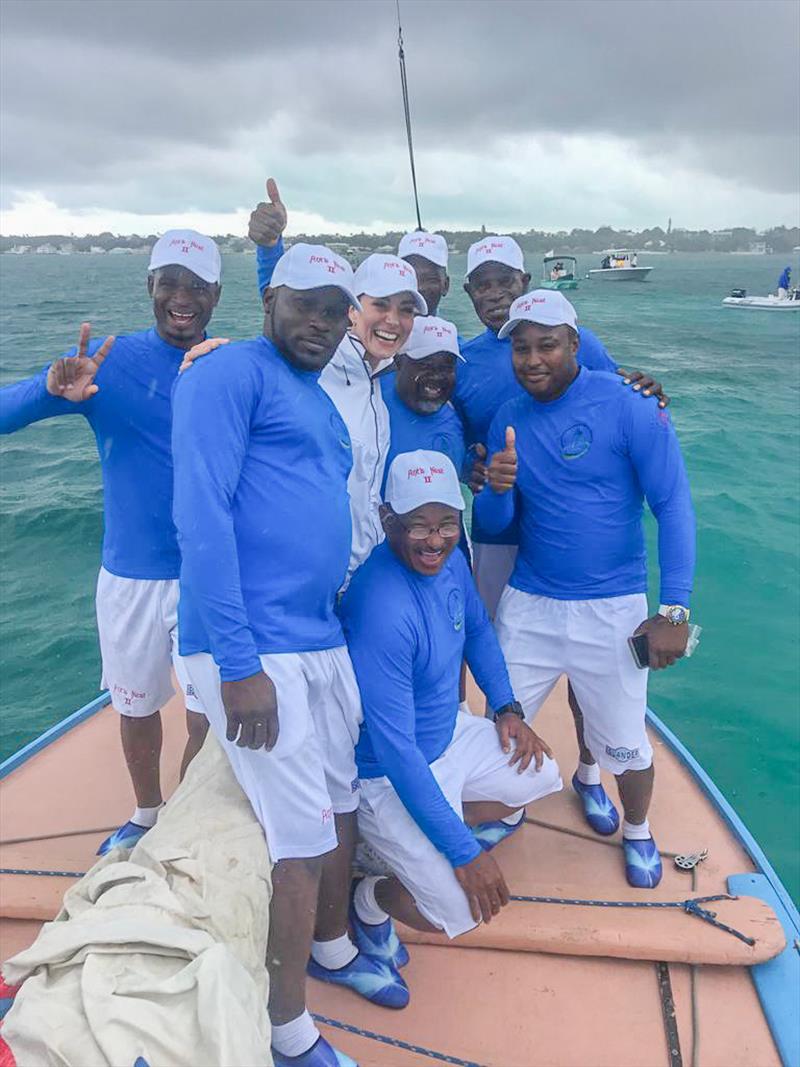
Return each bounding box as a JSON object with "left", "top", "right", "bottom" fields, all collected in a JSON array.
[{"left": 396, "top": 0, "right": 423, "bottom": 231}]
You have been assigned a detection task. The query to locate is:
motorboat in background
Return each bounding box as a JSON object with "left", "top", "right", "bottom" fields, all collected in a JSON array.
[
  {"left": 541, "top": 255, "right": 579, "bottom": 290},
  {"left": 589, "top": 249, "right": 653, "bottom": 281},
  {"left": 722, "top": 287, "right": 800, "bottom": 310}
]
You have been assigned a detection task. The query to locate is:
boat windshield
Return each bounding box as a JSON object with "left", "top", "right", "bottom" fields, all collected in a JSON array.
[
  {"left": 544, "top": 256, "right": 576, "bottom": 280},
  {"left": 601, "top": 250, "right": 639, "bottom": 268}
]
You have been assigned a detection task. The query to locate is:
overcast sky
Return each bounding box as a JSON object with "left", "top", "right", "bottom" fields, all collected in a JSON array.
[{"left": 1, "top": 0, "right": 798, "bottom": 236}]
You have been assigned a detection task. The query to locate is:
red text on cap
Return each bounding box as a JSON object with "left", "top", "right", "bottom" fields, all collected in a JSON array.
[{"left": 309, "top": 254, "right": 345, "bottom": 274}]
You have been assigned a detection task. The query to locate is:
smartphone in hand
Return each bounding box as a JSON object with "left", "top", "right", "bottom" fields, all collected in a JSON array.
[{"left": 628, "top": 632, "right": 649, "bottom": 670}]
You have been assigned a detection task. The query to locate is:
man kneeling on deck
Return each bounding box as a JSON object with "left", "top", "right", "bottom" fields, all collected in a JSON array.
[{"left": 340, "top": 451, "right": 562, "bottom": 953}]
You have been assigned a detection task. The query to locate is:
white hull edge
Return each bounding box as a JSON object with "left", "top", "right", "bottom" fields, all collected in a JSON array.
[
  {"left": 722, "top": 297, "right": 800, "bottom": 310},
  {"left": 588, "top": 267, "right": 653, "bottom": 281}
]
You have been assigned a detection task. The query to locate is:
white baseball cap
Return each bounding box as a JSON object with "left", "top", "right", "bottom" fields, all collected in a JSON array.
[
  {"left": 384, "top": 450, "right": 465, "bottom": 516},
  {"left": 149, "top": 229, "right": 221, "bottom": 284},
  {"left": 270, "top": 243, "right": 362, "bottom": 310},
  {"left": 398, "top": 231, "right": 449, "bottom": 269},
  {"left": 353, "top": 254, "right": 428, "bottom": 314},
  {"left": 465, "top": 235, "right": 525, "bottom": 280},
  {"left": 498, "top": 289, "right": 578, "bottom": 339},
  {"left": 401, "top": 316, "right": 465, "bottom": 362}
]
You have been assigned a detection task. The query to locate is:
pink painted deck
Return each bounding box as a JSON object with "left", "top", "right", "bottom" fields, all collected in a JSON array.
[{"left": 0, "top": 678, "right": 782, "bottom": 1066}]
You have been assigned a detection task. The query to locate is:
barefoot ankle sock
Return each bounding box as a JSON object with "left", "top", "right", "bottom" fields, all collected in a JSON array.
[
  {"left": 131, "top": 804, "right": 163, "bottom": 828},
  {"left": 501, "top": 808, "right": 525, "bottom": 826},
  {"left": 354, "top": 875, "right": 390, "bottom": 925},
  {"left": 622, "top": 818, "right": 651, "bottom": 841},
  {"left": 576, "top": 761, "right": 601, "bottom": 786},
  {"left": 271, "top": 1010, "right": 319, "bottom": 1057},
  {"left": 310, "top": 933, "right": 358, "bottom": 970}
]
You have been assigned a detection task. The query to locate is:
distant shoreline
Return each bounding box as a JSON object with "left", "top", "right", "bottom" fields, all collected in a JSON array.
[{"left": 2, "top": 225, "right": 798, "bottom": 258}]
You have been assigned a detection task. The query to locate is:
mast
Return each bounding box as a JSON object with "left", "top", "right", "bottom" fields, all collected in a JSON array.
[{"left": 396, "top": 0, "right": 423, "bottom": 230}]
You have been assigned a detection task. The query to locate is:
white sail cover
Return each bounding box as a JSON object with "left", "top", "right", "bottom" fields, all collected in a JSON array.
[{"left": 2, "top": 733, "right": 273, "bottom": 1066}]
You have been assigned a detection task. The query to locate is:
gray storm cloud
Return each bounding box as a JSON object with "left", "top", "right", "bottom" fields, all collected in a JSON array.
[{"left": 1, "top": 0, "right": 798, "bottom": 223}]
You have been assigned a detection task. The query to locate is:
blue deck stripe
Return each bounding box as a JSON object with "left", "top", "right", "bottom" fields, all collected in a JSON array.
[
  {"left": 0, "top": 693, "right": 111, "bottom": 780},
  {"left": 647, "top": 707, "right": 800, "bottom": 1067},
  {"left": 728, "top": 873, "right": 800, "bottom": 1067}
]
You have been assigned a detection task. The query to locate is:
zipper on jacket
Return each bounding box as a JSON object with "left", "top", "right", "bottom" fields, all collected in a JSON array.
[{"left": 348, "top": 335, "right": 385, "bottom": 532}]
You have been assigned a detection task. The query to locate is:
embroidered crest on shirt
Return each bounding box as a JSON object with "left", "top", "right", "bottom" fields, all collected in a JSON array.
[
  {"left": 447, "top": 588, "right": 464, "bottom": 631},
  {"left": 560, "top": 423, "right": 593, "bottom": 460}
]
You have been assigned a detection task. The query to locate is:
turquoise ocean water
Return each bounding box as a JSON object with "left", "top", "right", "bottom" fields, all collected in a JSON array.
[{"left": 1, "top": 250, "right": 798, "bottom": 899}]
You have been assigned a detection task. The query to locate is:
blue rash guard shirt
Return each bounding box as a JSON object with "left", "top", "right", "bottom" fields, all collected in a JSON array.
[
  {"left": 379, "top": 370, "right": 466, "bottom": 492},
  {"left": 778, "top": 268, "right": 791, "bottom": 290},
  {"left": 455, "top": 326, "right": 618, "bottom": 545},
  {"left": 172, "top": 336, "right": 353, "bottom": 680},
  {"left": 256, "top": 239, "right": 287, "bottom": 295},
  {"left": 0, "top": 328, "right": 190, "bottom": 580},
  {"left": 341, "top": 542, "right": 515, "bottom": 868},
  {"left": 473, "top": 368, "right": 695, "bottom": 606}
]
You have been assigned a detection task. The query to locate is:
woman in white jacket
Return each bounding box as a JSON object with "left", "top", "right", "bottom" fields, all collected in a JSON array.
[{"left": 320, "top": 253, "right": 426, "bottom": 585}]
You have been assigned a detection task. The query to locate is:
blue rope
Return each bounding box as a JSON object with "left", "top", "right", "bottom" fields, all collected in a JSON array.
[
  {"left": 314, "top": 1014, "right": 484, "bottom": 1067},
  {"left": 1, "top": 867, "right": 85, "bottom": 878},
  {"left": 0, "top": 872, "right": 755, "bottom": 945},
  {"left": 510, "top": 892, "right": 756, "bottom": 946}
]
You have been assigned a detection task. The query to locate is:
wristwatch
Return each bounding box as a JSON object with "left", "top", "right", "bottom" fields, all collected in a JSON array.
[
  {"left": 493, "top": 700, "right": 525, "bottom": 722},
  {"left": 659, "top": 604, "right": 690, "bottom": 626}
]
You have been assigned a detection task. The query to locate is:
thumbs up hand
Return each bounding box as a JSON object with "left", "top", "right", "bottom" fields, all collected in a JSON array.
[
  {"left": 248, "top": 177, "right": 287, "bottom": 247},
  {"left": 487, "top": 426, "right": 518, "bottom": 493}
]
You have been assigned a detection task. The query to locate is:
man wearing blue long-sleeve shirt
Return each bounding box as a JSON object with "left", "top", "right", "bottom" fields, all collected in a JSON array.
[
  {"left": 474, "top": 291, "right": 696, "bottom": 889},
  {"left": 173, "top": 244, "right": 407, "bottom": 1067},
  {"left": 457, "top": 236, "right": 622, "bottom": 614},
  {"left": 341, "top": 451, "right": 561, "bottom": 952},
  {"left": 380, "top": 315, "right": 466, "bottom": 491},
  {"left": 0, "top": 230, "right": 221, "bottom": 854}
]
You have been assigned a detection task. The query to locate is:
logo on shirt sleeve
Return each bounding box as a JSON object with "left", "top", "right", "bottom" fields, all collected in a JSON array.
[
  {"left": 330, "top": 411, "right": 352, "bottom": 449},
  {"left": 560, "top": 423, "right": 592, "bottom": 460},
  {"left": 447, "top": 588, "right": 465, "bottom": 631}
]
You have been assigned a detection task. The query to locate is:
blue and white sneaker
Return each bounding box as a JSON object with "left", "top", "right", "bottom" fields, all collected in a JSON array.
[
  {"left": 307, "top": 950, "right": 409, "bottom": 1009},
  {"left": 472, "top": 814, "right": 525, "bottom": 852},
  {"left": 349, "top": 891, "right": 409, "bottom": 969},
  {"left": 272, "top": 1035, "right": 358, "bottom": 1067},
  {"left": 96, "top": 820, "right": 150, "bottom": 856},
  {"left": 624, "top": 836, "right": 663, "bottom": 889},
  {"left": 571, "top": 774, "right": 620, "bottom": 836}
]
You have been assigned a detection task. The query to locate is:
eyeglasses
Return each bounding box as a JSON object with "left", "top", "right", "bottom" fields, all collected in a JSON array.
[{"left": 399, "top": 519, "right": 461, "bottom": 541}]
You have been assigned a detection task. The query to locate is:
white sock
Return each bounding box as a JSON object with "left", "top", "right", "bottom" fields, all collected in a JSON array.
[
  {"left": 271, "top": 1010, "right": 319, "bottom": 1058},
  {"left": 310, "top": 932, "right": 357, "bottom": 970},
  {"left": 622, "top": 818, "right": 651, "bottom": 841},
  {"left": 576, "top": 762, "right": 601, "bottom": 786},
  {"left": 501, "top": 808, "right": 525, "bottom": 826},
  {"left": 131, "top": 804, "right": 163, "bottom": 828},
  {"left": 354, "top": 875, "right": 390, "bottom": 925},
  {"left": 458, "top": 700, "right": 471, "bottom": 715}
]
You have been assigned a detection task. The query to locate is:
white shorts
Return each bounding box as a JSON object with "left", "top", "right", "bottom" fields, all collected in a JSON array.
[
  {"left": 358, "top": 711, "right": 562, "bottom": 938},
  {"left": 179, "top": 646, "right": 363, "bottom": 861},
  {"left": 96, "top": 567, "right": 204, "bottom": 718},
  {"left": 495, "top": 587, "right": 653, "bottom": 774},
  {"left": 472, "top": 543, "right": 518, "bottom": 618}
]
